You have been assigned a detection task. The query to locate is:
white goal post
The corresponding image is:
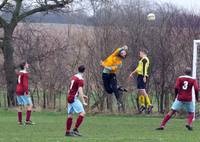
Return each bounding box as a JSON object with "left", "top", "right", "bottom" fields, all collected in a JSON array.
[
  {"left": 192, "top": 40, "right": 200, "bottom": 119},
  {"left": 192, "top": 40, "right": 200, "bottom": 81}
]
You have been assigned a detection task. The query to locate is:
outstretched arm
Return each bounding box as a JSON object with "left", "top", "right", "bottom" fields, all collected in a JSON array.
[
  {"left": 129, "top": 68, "right": 137, "bottom": 79},
  {"left": 101, "top": 45, "right": 128, "bottom": 63},
  {"left": 112, "top": 46, "right": 128, "bottom": 57}
]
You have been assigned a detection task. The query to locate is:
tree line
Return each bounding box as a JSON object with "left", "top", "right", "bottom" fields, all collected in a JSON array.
[{"left": 0, "top": 0, "right": 200, "bottom": 114}]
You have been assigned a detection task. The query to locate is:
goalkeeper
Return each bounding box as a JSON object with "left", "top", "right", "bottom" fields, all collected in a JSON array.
[{"left": 101, "top": 45, "right": 128, "bottom": 107}]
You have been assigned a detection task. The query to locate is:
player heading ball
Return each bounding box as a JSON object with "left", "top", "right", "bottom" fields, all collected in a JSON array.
[{"left": 129, "top": 49, "right": 153, "bottom": 114}]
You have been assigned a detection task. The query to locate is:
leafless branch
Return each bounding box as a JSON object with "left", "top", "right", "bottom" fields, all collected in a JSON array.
[
  {"left": 17, "top": 0, "right": 73, "bottom": 22},
  {"left": 0, "top": 0, "right": 8, "bottom": 10}
]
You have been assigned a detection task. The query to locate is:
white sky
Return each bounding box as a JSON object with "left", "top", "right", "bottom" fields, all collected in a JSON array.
[{"left": 157, "top": 0, "right": 200, "bottom": 13}]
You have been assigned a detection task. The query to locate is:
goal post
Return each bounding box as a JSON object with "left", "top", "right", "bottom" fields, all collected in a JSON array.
[
  {"left": 192, "top": 40, "right": 200, "bottom": 79},
  {"left": 192, "top": 40, "right": 200, "bottom": 119}
]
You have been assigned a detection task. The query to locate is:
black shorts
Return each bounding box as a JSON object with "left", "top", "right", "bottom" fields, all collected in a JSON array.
[
  {"left": 102, "top": 73, "right": 117, "bottom": 94},
  {"left": 137, "top": 75, "right": 147, "bottom": 89}
]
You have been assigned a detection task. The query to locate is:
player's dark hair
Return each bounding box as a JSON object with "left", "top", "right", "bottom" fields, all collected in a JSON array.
[
  {"left": 118, "top": 50, "right": 127, "bottom": 58},
  {"left": 184, "top": 67, "right": 192, "bottom": 75},
  {"left": 78, "top": 65, "right": 85, "bottom": 73},
  {"left": 19, "top": 62, "right": 26, "bottom": 70},
  {"left": 140, "top": 48, "right": 148, "bottom": 55}
]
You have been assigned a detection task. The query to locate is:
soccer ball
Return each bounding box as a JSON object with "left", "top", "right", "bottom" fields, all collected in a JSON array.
[{"left": 147, "top": 13, "right": 156, "bottom": 21}]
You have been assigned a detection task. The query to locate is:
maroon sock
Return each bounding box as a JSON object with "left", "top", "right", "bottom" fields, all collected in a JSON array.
[
  {"left": 26, "top": 110, "right": 32, "bottom": 122},
  {"left": 18, "top": 112, "right": 22, "bottom": 123},
  {"left": 161, "top": 114, "right": 172, "bottom": 127},
  {"left": 75, "top": 115, "right": 84, "bottom": 129},
  {"left": 160, "top": 110, "right": 176, "bottom": 127},
  {"left": 187, "top": 112, "right": 194, "bottom": 126},
  {"left": 66, "top": 117, "right": 73, "bottom": 133}
]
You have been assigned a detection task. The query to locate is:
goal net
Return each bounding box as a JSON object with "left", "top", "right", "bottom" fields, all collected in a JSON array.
[{"left": 192, "top": 40, "right": 200, "bottom": 118}]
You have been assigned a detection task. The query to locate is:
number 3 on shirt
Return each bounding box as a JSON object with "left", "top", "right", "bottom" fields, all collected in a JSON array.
[{"left": 182, "top": 81, "right": 188, "bottom": 90}]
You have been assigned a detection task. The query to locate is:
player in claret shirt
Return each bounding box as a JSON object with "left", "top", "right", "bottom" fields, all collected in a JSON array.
[
  {"left": 16, "top": 62, "right": 35, "bottom": 125},
  {"left": 65, "top": 65, "right": 88, "bottom": 137},
  {"left": 156, "top": 67, "right": 199, "bottom": 131}
]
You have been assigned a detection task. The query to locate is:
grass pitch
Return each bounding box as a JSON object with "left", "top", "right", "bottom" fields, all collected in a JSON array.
[{"left": 0, "top": 109, "right": 200, "bottom": 142}]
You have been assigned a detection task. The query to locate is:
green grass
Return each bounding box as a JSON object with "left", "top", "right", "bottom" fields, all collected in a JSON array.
[{"left": 0, "top": 109, "right": 200, "bottom": 142}]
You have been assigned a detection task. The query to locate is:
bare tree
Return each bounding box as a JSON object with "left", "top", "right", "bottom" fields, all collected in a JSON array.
[{"left": 0, "top": 0, "right": 78, "bottom": 107}]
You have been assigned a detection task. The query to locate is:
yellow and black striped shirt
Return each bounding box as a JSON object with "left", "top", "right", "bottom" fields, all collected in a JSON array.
[{"left": 136, "top": 56, "right": 149, "bottom": 77}]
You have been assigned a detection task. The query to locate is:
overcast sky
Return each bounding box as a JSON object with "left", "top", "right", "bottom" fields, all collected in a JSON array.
[{"left": 158, "top": 0, "right": 200, "bottom": 13}]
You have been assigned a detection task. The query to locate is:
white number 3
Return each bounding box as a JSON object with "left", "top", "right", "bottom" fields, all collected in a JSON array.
[{"left": 182, "top": 81, "right": 188, "bottom": 90}]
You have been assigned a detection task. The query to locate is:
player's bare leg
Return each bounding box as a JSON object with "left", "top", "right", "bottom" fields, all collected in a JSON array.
[{"left": 73, "top": 111, "right": 85, "bottom": 136}]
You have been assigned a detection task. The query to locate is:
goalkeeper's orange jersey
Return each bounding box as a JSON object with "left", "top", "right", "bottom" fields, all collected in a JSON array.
[{"left": 102, "top": 48, "right": 123, "bottom": 74}]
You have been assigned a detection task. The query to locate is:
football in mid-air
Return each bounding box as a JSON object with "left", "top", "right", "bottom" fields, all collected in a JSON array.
[{"left": 147, "top": 13, "right": 156, "bottom": 21}]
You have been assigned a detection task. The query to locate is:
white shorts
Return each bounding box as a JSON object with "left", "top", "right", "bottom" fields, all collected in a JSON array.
[
  {"left": 16, "top": 95, "right": 32, "bottom": 106},
  {"left": 67, "top": 99, "right": 85, "bottom": 114},
  {"left": 171, "top": 99, "right": 195, "bottom": 113}
]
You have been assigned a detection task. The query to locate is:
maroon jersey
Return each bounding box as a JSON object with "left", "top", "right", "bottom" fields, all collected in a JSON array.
[
  {"left": 175, "top": 75, "right": 199, "bottom": 102},
  {"left": 67, "top": 73, "right": 84, "bottom": 103},
  {"left": 16, "top": 70, "right": 29, "bottom": 96}
]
